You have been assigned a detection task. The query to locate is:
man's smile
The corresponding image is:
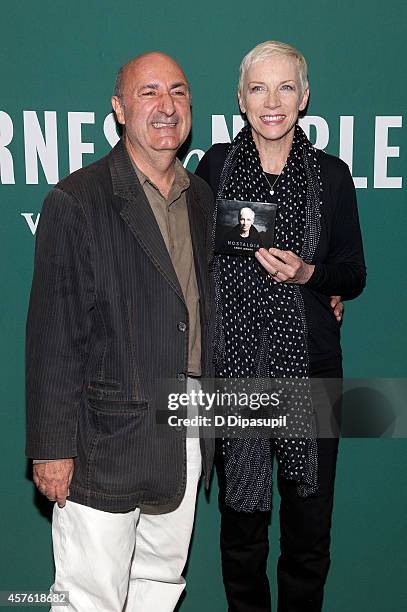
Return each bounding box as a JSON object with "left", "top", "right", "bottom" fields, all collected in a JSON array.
[{"left": 151, "top": 121, "right": 178, "bottom": 128}]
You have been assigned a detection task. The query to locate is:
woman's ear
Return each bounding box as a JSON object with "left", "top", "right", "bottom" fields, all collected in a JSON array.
[
  {"left": 299, "top": 83, "right": 310, "bottom": 112},
  {"left": 238, "top": 92, "right": 246, "bottom": 114}
]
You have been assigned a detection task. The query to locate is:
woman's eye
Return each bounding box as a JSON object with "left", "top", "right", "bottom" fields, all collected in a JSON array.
[
  {"left": 250, "top": 85, "right": 264, "bottom": 93},
  {"left": 281, "top": 84, "right": 295, "bottom": 91}
]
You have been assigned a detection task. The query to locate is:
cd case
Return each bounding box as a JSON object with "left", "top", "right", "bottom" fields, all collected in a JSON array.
[{"left": 214, "top": 199, "right": 278, "bottom": 256}]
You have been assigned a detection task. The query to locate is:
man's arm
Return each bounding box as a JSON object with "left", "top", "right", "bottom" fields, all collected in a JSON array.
[
  {"left": 330, "top": 295, "right": 343, "bottom": 322},
  {"left": 33, "top": 459, "right": 74, "bottom": 508},
  {"left": 26, "top": 187, "right": 94, "bottom": 497}
]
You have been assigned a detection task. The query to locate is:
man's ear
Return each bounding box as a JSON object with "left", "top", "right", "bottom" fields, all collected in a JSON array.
[{"left": 111, "top": 96, "right": 125, "bottom": 125}]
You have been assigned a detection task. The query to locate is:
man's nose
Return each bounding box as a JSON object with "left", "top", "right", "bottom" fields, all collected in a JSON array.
[{"left": 158, "top": 92, "right": 176, "bottom": 115}]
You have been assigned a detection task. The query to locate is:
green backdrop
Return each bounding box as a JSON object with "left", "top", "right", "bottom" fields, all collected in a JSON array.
[{"left": 1, "top": 1, "right": 406, "bottom": 610}]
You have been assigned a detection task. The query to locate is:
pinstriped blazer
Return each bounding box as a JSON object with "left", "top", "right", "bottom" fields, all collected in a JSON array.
[{"left": 26, "top": 140, "right": 215, "bottom": 513}]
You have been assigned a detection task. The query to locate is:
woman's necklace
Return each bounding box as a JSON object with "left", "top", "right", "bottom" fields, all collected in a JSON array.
[
  {"left": 261, "top": 148, "right": 288, "bottom": 195},
  {"left": 263, "top": 171, "right": 282, "bottom": 196},
  {"left": 262, "top": 168, "right": 284, "bottom": 195}
]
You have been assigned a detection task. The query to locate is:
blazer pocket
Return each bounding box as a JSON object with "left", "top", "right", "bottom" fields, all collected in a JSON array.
[
  {"left": 87, "top": 397, "right": 147, "bottom": 412},
  {"left": 87, "top": 380, "right": 122, "bottom": 397},
  {"left": 83, "top": 398, "right": 150, "bottom": 496}
]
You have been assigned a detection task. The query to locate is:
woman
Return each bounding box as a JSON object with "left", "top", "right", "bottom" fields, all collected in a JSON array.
[{"left": 196, "top": 41, "right": 366, "bottom": 612}]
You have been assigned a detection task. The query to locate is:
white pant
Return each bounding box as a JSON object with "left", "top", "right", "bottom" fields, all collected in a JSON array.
[{"left": 51, "top": 436, "right": 201, "bottom": 612}]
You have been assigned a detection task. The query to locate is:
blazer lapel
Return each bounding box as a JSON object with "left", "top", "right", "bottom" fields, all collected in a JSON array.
[
  {"left": 108, "top": 141, "right": 184, "bottom": 302},
  {"left": 187, "top": 183, "right": 208, "bottom": 303}
]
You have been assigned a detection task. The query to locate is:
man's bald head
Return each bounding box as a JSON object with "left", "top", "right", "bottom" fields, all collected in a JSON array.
[
  {"left": 111, "top": 51, "right": 192, "bottom": 169},
  {"left": 114, "top": 52, "right": 190, "bottom": 99}
]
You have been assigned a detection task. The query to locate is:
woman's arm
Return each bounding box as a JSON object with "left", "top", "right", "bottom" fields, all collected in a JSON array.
[
  {"left": 255, "top": 159, "right": 366, "bottom": 299},
  {"left": 305, "top": 163, "right": 366, "bottom": 298}
]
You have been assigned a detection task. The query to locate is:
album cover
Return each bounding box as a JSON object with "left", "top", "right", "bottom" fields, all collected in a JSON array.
[{"left": 215, "top": 199, "right": 278, "bottom": 256}]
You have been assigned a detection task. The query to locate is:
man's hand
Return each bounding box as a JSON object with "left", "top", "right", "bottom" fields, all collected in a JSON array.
[
  {"left": 255, "top": 248, "right": 315, "bottom": 284},
  {"left": 330, "top": 295, "right": 344, "bottom": 322},
  {"left": 33, "top": 459, "right": 74, "bottom": 508}
]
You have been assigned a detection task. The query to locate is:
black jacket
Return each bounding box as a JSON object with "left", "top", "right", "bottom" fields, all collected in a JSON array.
[{"left": 26, "top": 140, "right": 215, "bottom": 513}]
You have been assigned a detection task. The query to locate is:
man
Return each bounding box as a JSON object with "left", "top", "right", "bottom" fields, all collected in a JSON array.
[{"left": 26, "top": 52, "right": 214, "bottom": 612}]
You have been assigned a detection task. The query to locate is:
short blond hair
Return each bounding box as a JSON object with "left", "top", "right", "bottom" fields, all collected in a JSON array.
[
  {"left": 239, "top": 207, "right": 255, "bottom": 221},
  {"left": 238, "top": 40, "right": 308, "bottom": 100}
]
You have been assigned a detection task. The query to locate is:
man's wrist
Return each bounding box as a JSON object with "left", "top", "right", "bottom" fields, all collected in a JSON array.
[{"left": 303, "top": 263, "right": 315, "bottom": 283}]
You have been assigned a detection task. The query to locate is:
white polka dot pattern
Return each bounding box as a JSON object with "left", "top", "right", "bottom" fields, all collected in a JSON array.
[{"left": 213, "top": 125, "right": 322, "bottom": 512}]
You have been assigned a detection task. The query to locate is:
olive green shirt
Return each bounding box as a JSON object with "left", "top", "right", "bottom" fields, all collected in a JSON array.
[{"left": 133, "top": 159, "right": 202, "bottom": 377}]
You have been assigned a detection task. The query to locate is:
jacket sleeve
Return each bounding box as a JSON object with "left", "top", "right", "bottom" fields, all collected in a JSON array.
[
  {"left": 305, "top": 163, "right": 367, "bottom": 298},
  {"left": 25, "top": 188, "right": 94, "bottom": 459}
]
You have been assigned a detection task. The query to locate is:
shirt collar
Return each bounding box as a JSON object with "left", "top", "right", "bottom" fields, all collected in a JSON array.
[{"left": 131, "top": 157, "right": 190, "bottom": 199}]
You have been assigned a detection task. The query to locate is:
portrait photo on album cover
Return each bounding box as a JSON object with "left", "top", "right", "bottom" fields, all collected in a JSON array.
[{"left": 215, "top": 199, "right": 278, "bottom": 256}]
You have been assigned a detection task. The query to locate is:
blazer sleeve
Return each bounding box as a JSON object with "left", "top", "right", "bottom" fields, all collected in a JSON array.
[{"left": 25, "top": 188, "right": 94, "bottom": 459}]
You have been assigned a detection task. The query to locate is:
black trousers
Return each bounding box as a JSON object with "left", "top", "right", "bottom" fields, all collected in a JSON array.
[{"left": 216, "top": 364, "right": 342, "bottom": 612}]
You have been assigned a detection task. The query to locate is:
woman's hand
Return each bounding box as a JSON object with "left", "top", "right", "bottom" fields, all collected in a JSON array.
[{"left": 255, "top": 247, "right": 315, "bottom": 284}]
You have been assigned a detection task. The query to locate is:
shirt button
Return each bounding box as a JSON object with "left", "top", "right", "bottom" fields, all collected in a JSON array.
[
  {"left": 177, "top": 373, "right": 186, "bottom": 382},
  {"left": 177, "top": 321, "right": 187, "bottom": 333}
]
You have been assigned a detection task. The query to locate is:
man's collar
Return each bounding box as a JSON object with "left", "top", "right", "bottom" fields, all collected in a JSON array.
[
  {"left": 130, "top": 155, "right": 190, "bottom": 195},
  {"left": 109, "top": 139, "right": 143, "bottom": 200},
  {"left": 108, "top": 139, "right": 195, "bottom": 210}
]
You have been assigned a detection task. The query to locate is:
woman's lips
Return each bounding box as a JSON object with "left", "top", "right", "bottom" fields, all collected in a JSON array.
[{"left": 260, "top": 114, "right": 285, "bottom": 124}]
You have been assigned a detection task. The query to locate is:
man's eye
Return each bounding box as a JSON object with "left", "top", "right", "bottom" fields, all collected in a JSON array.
[
  {"left": 172, "top": 90, "right": 186, "bottom": 96},
  {"left": 141, "top": 91, "right": 156, "bottom": 96}
]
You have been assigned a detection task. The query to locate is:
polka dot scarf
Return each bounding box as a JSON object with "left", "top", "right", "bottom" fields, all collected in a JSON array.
[{"left": 214, "top": 124, "right": 322, "bottom": 511}]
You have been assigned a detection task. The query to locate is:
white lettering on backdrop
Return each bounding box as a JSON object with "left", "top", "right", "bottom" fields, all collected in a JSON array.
[{"left": 0, "top": 110, "right": 403, "bottom": 236}]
